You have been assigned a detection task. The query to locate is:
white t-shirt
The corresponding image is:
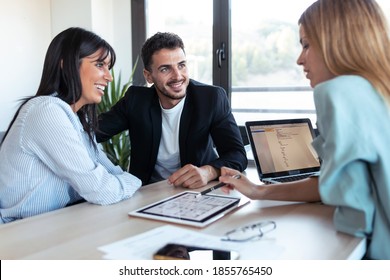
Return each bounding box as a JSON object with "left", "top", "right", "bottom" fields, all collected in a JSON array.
[{"left": 150, "top": 97, "right": 185, "bottom": 182}]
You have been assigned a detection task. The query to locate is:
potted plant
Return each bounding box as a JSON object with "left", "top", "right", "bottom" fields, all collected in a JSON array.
[{"left": 97, "top": 61, "right": 138, "bottom": 170}]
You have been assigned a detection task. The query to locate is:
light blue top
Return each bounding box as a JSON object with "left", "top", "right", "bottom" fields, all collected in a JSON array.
[
  {"left": 0, "top": 96, "right": 142, "bottom": 224},
  {"left": 312, "top": 75, "right": 390, "bottom": 259}
]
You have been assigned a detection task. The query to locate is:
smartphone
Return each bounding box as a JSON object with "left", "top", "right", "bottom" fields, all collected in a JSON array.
[{"left": 153, "top": 243, "right": 239, "bottom": 260}]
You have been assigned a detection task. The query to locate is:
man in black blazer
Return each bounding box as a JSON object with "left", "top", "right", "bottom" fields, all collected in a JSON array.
[{"left": 97, "top": 32, "right": 247, "bottom": 188}]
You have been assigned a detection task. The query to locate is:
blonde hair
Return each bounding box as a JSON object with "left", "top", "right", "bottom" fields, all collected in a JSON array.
[{"left": 299, "top": 0, "right": 390, "bottom": 106}]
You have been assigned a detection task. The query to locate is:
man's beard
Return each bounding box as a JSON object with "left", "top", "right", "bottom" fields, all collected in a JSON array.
[{"left": 156, "top": 81, "right": 187, "bottom": 101}]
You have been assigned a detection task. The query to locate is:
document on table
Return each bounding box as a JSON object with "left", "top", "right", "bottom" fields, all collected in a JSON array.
[
  {"left": 98, "top": 225, "right": 283, "bottom": 260},
  {"left": 129, "top": 191, "right": 249, "bottom": 227}
]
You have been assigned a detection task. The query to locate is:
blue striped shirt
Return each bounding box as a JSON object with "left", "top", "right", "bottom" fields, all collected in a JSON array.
[{"left": 0, "top": 95, "right": 142, "bottom": 224}]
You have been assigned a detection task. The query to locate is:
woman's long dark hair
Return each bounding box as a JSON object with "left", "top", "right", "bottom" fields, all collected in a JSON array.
[{"left": 1, "top": 27, "right": 116, "bottom": 146}]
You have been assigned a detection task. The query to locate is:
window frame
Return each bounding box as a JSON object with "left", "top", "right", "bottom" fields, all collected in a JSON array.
[
  {"left": 131, "top": 0, "right": 314, "bottom": 120},
  {"left": 131, "top": 0, "right": 232, "bottom": 97}
]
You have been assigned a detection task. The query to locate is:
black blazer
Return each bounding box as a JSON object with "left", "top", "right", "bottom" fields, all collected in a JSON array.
[{"left": 97, "top": 79, "right": 247, "bottom": 185}]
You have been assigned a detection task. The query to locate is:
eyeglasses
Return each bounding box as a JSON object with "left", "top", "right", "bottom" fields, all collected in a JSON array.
[{"left": 221, "top": 221, "right": 276, "bottom": 242}]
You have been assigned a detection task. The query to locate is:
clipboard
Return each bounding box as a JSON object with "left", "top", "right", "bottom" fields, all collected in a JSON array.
[{"left": 128, "top": 191, "right": 250, "bottom": 228}]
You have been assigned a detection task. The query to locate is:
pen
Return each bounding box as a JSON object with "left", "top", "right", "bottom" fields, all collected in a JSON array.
[{"left": 196, "top": 174, "right": 241, "bottom": 198}]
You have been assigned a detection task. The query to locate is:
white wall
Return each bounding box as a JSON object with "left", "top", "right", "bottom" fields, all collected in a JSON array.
[
  {"left": 50, "top": 0, "right": 93, "bottom": 34},
  {"left": 0, "top": 0, "right": 51, "bottom": 130},
  {"left": 91, "top": 0, "right": 133, "bottom": 82},
  {"left": 0, "top": 0, "right": 132, "bottom": 131}
]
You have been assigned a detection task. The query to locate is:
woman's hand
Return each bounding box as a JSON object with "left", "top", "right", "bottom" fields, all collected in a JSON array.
[
  {"left": 218, "top": 166, "right": 321, "bottom": 202},
  {"left": 219, "top": 166, "right": 263, "bottom": 199}
]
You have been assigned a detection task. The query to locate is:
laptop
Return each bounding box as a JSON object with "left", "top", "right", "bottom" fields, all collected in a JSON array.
[{"left": 245, "top": 118, "right": 321, "bottom": 184}]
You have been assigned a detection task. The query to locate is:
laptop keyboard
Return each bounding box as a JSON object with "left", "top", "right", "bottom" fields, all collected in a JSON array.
[{"left": 276, "top": 174, "right": 311, "bottom": 182}]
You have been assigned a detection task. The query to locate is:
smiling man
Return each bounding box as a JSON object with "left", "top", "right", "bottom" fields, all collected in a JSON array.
[{"left": 97, "top": 32, "right": 247, "bottom": 188}]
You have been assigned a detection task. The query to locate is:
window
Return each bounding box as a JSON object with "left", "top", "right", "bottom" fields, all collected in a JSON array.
[
  {"left": 231, "top": 0, "right": 316, "bottom": 126},
  {"left": 378, "top": 0, "right": 390, "bottom": 16},
  {"left": 133, "top": 0, "right": 390, "bottom": 127},
  {"left": 143, "top": 0, "right": 213, "bottom": 84}
]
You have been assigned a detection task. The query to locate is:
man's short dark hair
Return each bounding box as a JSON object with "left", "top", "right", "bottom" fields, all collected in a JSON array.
[{"left": 141, "top": 32, "right": 185, "bottom": 71}]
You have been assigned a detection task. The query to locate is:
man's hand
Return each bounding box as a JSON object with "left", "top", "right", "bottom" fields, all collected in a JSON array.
[{"left": 168, "top": 164, "right": 219, "bottom": 189}]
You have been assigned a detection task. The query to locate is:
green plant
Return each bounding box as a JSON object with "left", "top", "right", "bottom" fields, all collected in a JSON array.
[{"left": 97, "top": 61, "right": 138, "bottom": 170}]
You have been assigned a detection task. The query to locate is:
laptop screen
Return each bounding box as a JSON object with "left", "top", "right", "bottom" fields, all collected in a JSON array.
[{"left": 245, "top": 119, "right": 320, "bottom": 179}]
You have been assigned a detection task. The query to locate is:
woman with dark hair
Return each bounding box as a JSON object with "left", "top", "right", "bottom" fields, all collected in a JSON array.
[{"left": 0, "top": 27, "right": 141, "bottom": 224}]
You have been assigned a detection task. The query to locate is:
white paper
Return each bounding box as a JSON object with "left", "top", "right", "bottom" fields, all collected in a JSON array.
[{"left": 98, "top": 225, "right": 283, "bottom": 260}]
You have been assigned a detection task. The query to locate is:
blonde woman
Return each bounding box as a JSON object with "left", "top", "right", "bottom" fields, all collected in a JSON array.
[{"left": 220, "top": 0, "right": 390, "bottom": 259}]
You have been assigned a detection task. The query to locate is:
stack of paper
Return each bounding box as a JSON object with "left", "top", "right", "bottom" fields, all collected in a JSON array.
[{"left": 98, "top": 225, "right": 282, "bottom": 260}]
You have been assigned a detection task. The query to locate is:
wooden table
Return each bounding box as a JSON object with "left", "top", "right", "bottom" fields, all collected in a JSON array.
[{"left": 0, "top": 167, "right": 366, "bottom": 259}]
